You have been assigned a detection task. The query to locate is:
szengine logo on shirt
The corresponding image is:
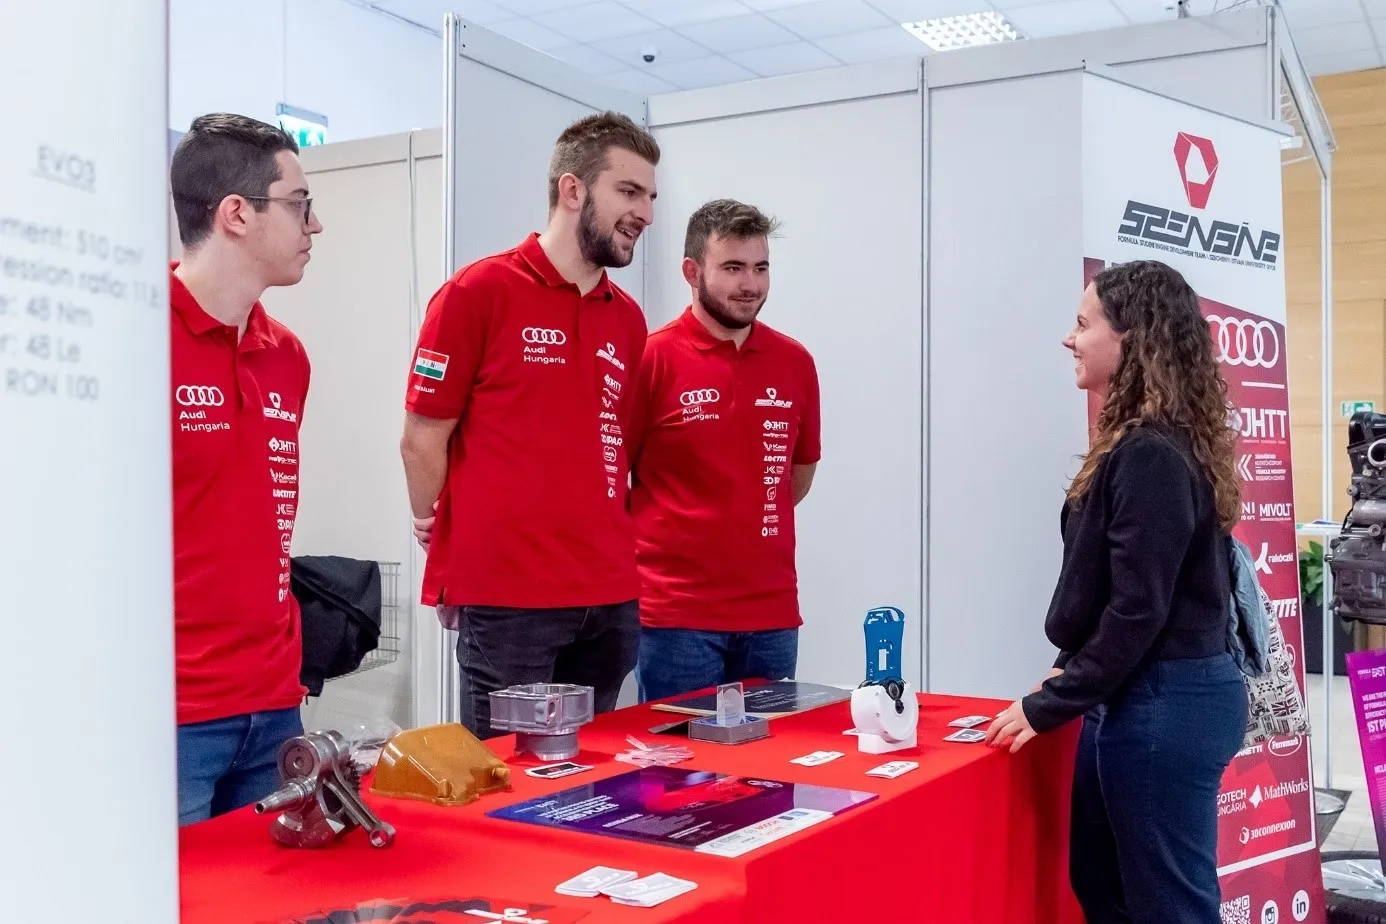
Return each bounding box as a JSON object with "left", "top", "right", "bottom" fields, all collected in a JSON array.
[
  {"left": 754, "top": 387, "right": 793, "bottom": 409},
  {"left": 263, "top": 390, "right": 299, "bottom": 423},
  {"left": 596, "top": 341, "right": 626, "bottom": 371}
]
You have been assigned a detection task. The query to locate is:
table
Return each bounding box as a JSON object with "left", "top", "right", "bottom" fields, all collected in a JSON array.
[{"left": 180, "top": 693, "right": 1083, "bottom": 923}]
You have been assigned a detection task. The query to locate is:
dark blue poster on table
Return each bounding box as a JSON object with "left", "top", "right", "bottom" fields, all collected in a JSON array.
[{"left": 487, "top": 766, "right": 876, "bottom": 858}]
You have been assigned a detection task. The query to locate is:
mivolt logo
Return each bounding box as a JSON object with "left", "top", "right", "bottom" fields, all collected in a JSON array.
[{"left": 1174, "top": 132, "right": 1218, "bottom": 209}]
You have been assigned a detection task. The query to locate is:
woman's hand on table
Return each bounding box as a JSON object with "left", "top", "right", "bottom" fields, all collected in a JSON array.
[{"left": 985, "top": 699, "right": 1038, "bottom": 753}]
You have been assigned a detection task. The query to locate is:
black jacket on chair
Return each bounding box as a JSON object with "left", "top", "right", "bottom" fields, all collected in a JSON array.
[{"left": 291, "top": 555, "right": 382, "bottom": 696}]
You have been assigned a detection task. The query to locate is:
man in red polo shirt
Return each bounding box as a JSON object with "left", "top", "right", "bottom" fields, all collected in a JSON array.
[
  {"left": 401, "top": 112, "right": 660, "bottom": 736},
  {"left": 627, "top": 199, "right": 821, "bottom": 701},
  {"left": 168, "top": 113, "right": 323, "bottom": 823}
]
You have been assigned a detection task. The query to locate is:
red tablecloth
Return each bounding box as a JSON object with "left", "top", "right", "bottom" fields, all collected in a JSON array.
[{"left": 180, "top": 693, "right": 1082, "bottom": 923}]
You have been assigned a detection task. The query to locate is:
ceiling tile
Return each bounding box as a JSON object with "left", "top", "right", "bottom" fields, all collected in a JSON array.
[
  {"left": 1272, "top": 0, "right": 1365, "bottom": 29},
  {"left": 868, "top": 0, "right": 999, "bottom": 20},
  {"left": 530, "top": 1, "right": 661, "bottom": 42},
  {"left": 547, "top": 42, "right": 631, "bottom": 73},
  {"left": 764, "top": 0, "right": 896, "bottom": 38},
  {"left": 598, "top": 66, "right": 681, "bottom": 95},
  {"left": 372, "top": 0, "right": 511, "bottom": 27},
  {"left": 742, "top": 0, "right": 824, "bottom": 8},
  {"left": 677, "top": 14, "right": 803, "bottom": 53},
  {"left": 1375, "top": 19, "right": 1386, "bottom": 44},
  {"left": 815, "top": 23, "right": 931, "bottom": 62},
  {"left": 1290, "top": 21, "right": 1377, "bottom": 57},
  {"left": 487, "top": 16, "right": 576, "bottom": 49},
  {"left": 1107, "top": 0, "right": 1178, "bottom": 24},
  {"left": 592, "top": 28, "right": 718, "bottom": 66},
  {"left": 1002, "top": 0, "right": 1125, "bottom": 39},
  {"left": 988, "top": 0, "right": 1071, "bottom": 8},
  {"left": 617, "top": 0, "right": 753, "bottom": 28},
  {"left": 729, "top": 40, "right": 843, "bottom": 75},
  {"left": 1366, "top": 0, "right": 1386, "bottom": 17},
  {"left": 646, "top": 55, "right": 761, "bottom": 89},
  {"left": 489, "top": 0, "right": 602, "bottom": 13},
  {"left": 1300, "top": 47, "right": 1384, "bottom": 76}
]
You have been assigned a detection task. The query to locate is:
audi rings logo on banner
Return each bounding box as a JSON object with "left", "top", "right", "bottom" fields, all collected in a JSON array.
[
  {"left": 1206, "top": 315, "right": 1279, "bottom": 368},
  {"left": 176, "top": 385, "right": 225, "bottom": 407},
  {"left": 680, "top": 388, "right": 720, "bottom": 406},
  {"left": 522, "top": 327, "right": 567, "bottom": 345}
]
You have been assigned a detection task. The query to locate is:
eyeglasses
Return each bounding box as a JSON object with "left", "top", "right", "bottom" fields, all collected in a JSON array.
[
  {"left": 209, "top": 195, "right": 314, "bottom": 226},
  {"left": 241, "top": 195, "right": 314, "bottom": 226}
]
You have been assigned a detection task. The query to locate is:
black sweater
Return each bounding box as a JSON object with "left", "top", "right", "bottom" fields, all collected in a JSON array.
[{"left": 1021, "top": 422, "right": 1231, "bottom": 734}]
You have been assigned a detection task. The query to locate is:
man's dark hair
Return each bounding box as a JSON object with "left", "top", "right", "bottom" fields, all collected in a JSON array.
[
  {"left": 684, "top": 199, "right": 780, "bottom": 264},
  {"left": 171, "top": 113, "right": 300, "bottom": 248},
  {"left": 548, "top": 111, "right": 660, "bottom": 211}
]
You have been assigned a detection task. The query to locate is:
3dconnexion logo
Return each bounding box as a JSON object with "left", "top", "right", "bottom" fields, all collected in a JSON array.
[{"left": 1115, "top": 132, "right": 1280, "bottom": 268}]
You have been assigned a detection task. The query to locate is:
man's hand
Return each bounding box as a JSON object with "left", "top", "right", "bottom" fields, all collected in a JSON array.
[
  {"left": 413, "top": 501, "right": 438, "bottom": 552},
  {"left": 984, "top": 700, "right": 1039, "bottom": 754}
]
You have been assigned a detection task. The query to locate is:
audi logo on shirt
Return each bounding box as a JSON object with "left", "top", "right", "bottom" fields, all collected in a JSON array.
[
  {"left": 176, "top": 385, "right": 225, "bottom": 407},
  {"left": 680, "top": 388, "right": 720, "bottom": 406},
  {"left": 1206, "top": 315, "right": 1279, "bottom": 368},
  {"left": 522, "top": 327, "right": 567, "bottom": 345}
]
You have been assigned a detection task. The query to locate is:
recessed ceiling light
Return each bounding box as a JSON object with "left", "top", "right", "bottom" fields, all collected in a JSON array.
[{"left": 901, "top": 12, "right": 1024, "bottom": 52}]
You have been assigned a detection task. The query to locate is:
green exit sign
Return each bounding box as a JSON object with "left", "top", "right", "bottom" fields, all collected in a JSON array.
[
  {"left": 1342, "top": 400, "right": 1376, "bottom": 418},
  {"left": 276, "top": 103, "right": 328, "bottom": 148}
]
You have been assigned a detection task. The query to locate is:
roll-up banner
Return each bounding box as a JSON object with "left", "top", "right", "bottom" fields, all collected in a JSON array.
[{"left": 1081, "top": 71, "right": 1323, "bottom": 924}]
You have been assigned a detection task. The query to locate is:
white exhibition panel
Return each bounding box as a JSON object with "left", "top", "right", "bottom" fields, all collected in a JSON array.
[
  {"left": 923, "top": 9, "right": 1280, "bottom": 700},
  {"left": 646, "top": 59, "right": 926, "bottom": 689},
  {"left": 261, "top": 131, "right": 447, "bottom": 732},
  {"left": 449, "top": 17, "right": 646, "bottom": 301},
  {"left": 926, "top": 70, "right": 1089, "bottom": 699},
  {"left": 1, "top": 1, "right": 179, "bottom": 919}
]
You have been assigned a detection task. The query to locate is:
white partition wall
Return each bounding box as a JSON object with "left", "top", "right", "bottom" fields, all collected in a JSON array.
[
  {"left": 2, "top": 1, "right": 178, "bottom": 918},
  {"left": 645, "top": 60, "right": 926, "bottom": 689},
  {"left": 924, "top": 6, "right": 1292, "bottom": 699}
]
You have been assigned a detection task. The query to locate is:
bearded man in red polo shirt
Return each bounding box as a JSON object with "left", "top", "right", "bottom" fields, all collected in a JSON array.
[
  {"left": 401, "top": 112, "right": 660, "bottom": 737},
  {"left": 168, "top": 113, "right": 323, "bottom": 823},
  {"left": 627, "top": 199, "right": 822, "bottom": 702}
]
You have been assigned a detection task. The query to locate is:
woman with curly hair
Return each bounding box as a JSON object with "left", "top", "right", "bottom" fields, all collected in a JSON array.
[{"left": 985, "top": 260, "right": 1246, "bottom": 923}]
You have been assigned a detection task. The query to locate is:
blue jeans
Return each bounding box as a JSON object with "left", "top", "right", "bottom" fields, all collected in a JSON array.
[
  {"left": 1070, "top": 654, "right": 1247, "bottom": 924},
  {"left": 176, "top": 707, "right": 303, "bottom": 825},
  {"left": 637, "top": 627, "right": 799, "bottom": 702},
  {"left": 456, "top": 601, "right": 640, "bottom": 739}
]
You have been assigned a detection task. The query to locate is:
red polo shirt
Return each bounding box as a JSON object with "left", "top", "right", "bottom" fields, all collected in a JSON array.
[
  {"left": 406, "top": 233, "right": 647, "bottom": 608},
  {"left": 628, "top": 307, "right": 822, "bottom": 631},
  {"left": 170, "top": 266, "right": 310, "bottom": 725}
]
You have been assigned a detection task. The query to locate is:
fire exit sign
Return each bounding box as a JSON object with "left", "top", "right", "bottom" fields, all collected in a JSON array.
[{"left": 1341, "top": 400, "right": 1376, "bottom": 418}]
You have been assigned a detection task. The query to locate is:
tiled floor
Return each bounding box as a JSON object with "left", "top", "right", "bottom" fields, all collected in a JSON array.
[{"left": 1308, "top": 672, "right": 1378, "bottom": 854}]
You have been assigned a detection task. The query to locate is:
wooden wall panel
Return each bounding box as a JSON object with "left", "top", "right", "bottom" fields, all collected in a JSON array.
[{"left": 1284, "top": 67, "right": 1386, "bottom": 527}]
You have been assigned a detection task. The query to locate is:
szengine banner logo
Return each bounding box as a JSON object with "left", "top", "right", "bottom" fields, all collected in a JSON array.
[
  {"left": 1113, "top": 131, "right": 1280, "bottom": 270},
  {"left": 1175, "top": 132, "right": 1219, "bottom": 209}
]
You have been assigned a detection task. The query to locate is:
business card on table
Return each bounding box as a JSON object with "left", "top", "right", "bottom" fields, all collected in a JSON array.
[
  {"left": 948, "top": 715, "right": 991, "bottom": 729},
  {"left": 602, "top": 873, "right": 698, "bottom": 907},
  {"left": 790, "top": 750, "right": 844, "bottom": 767},
  {"left": 555, "top": 866, "right": 638, "bottom": 897},
  {"left": 943, "top": 729, "right": 987, "bottom": 744},
  {"left": 866, "top": 760, "right": 919, "bottom": 779},
  {"left": 525, "top": 761, "right": 593, "bottom": 780}
]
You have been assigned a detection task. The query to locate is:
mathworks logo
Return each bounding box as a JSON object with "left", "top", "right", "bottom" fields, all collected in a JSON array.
[{"left": 1115, "top": 132, "right": 1280, "bottom": 270}]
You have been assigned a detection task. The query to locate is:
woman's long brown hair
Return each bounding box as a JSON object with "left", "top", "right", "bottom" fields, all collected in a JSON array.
[{"left": 1066, "top": 260, "right": 1242, "bottom": 532}]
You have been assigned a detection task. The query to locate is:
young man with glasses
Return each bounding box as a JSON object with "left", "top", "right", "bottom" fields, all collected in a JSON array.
[{"left": 168, "top": 113, "right": 324, "bottom": 824}]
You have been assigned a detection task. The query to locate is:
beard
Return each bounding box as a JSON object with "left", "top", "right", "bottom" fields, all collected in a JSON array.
[
  {"left": 577, "top": 197, "right": 634, "bottom": 269},
  {"left": 697, "top": 278, "right": 764, "bottom": 331}
]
